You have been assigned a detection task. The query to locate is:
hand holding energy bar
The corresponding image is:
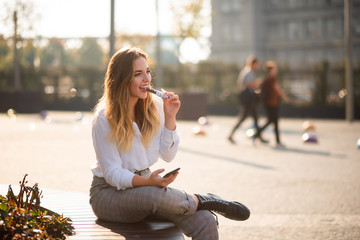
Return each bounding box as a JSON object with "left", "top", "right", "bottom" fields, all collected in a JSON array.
[{"left": 146, "top": 87, "right": 171, "bottom": 99}]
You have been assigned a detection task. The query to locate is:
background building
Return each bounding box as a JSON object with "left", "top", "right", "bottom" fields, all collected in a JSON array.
[{"left": 210, "top": 0, "right": 360, "bottom": 68}]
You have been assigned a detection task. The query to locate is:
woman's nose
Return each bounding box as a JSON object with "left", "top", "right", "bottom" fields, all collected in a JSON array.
[{"left": 144, "top": 73, "right": 151, "bottom": 83}]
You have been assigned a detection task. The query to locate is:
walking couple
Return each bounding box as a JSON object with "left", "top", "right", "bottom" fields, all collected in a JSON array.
[{"left": 228, "top": 57, "right": 290, "bottom": 147}]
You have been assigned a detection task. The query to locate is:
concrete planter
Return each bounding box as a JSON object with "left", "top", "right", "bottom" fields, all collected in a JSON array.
[{"left": 177, "top": 92, "right": 208, "bottom": 120}]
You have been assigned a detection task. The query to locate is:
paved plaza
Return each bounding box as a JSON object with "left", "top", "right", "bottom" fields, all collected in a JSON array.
[{"left": 1, "top": 111, "right": 359, "bottom": 239}]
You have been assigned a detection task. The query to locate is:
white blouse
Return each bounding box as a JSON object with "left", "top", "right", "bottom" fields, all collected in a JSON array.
[{"left": 91, "top": 97, "right": 180, "bottom": 190}]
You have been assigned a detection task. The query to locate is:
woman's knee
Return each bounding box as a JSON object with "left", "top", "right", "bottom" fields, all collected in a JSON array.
[
  {"left": 202, "top": 210, "right": 218, "bottom": 227},
  {"left": 155, "top": 188, "right": 196, "bottom": 216},
  {"left": 192, "top": 210, "right": 219, "bottom": 240}
]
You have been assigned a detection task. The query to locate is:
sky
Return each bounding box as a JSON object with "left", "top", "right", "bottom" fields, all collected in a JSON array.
[
  {"left": 1, "top": 0, "right": 170, "bottom": 37},
  {"left": 0, "top": 0, "right": 211, "bottom": 63}
]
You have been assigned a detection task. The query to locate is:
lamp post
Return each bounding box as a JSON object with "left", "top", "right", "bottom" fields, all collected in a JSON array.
[
  {"left": 344, "top": 0, "right": 354, "bottom": 121},
  {"left": 109, "top": 0, "right": 115, "bottom": 59},
  {"left": 13, "top": 10, "right": 22, "bottom": 90},
  {"left": 155, "top": 0, "right": 162, "bottom": 88}
]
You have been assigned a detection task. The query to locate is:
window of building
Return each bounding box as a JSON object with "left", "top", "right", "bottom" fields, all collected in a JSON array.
[
  {"left": 354, "top": 16, "right": 360, "bottom": 36},
  {"left": 267, "top": 22, "right": 279, "bottom": 41},
  {"left": 287, "top": 20, "right": 303, "bottom": 40},
  {"left": 233, "top": 25, "right": 242, "bottom": 42},
  {"left": 221, "top": 0, "right": 241, "bottom": 13},
  {"left": 278, "top": 22, "right": 286, "bottom": 40},
  {"left": 324, "top": 0, "right": 343, "bottom": 6},
  {"left": 231, "top": 0, "right": 242, "bottom": 12},
  {"left": 221, "top": 0, "right": 231, "bottom": 13},
  {"left": 288, "top": 0, "right": 303, "bottom": 8},
  {"left": 267, "top": 0, "right": 283, "bottom": 10},
  {"left": 222, "top": 24, "right": 231, "bottom": 42},
  {"left": 325, "top": 17, "right": 343, "bottom": 38},
  {"left": 306, "top": 19, "right": 322, "bottom": 39},
  {"left": 308, "top": 0, "right": 325, "bottom": 7}
]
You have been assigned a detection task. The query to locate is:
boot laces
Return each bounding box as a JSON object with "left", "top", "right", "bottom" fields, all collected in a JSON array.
[{"left": 203, "top": 198, "right": 229, "bottom": 215}]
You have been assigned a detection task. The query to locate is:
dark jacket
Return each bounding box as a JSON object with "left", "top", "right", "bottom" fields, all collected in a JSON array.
[{"left": 261, "top": 77, "right": 281, "bottom": 107}]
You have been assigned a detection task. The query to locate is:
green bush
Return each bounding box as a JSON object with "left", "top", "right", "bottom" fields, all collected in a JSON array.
[{"left": 0, "top": 175, "right": 74, "bottom": 239}]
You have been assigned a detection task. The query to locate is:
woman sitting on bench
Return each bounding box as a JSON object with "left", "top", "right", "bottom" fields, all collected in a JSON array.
[{"left": 89, "top": 47, "right": 250, "bottom": 240}]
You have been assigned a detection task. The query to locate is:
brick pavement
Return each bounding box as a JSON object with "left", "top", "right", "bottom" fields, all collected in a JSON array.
[{"left": 1, "top": 111, "right": 359, "bottom": 239}]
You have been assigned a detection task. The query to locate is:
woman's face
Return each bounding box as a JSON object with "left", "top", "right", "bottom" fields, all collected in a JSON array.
[
  {"left": 129, "top": 57, "right": 151, "bottom": 100},
  {"left": 251, "top": 61, "right": 259, "bottom": 71},
  {"left": 268, "top": 67, "right": 277, "bottom": 77}
]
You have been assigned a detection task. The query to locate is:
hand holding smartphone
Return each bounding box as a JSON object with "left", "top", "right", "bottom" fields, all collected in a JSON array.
[{"left": 163, "top": 168, "right": 180, "bottom": 178}]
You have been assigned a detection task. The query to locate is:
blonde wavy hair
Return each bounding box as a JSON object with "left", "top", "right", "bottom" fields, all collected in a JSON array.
[{"left": 95, "top": 47, "right": 160, "bottom": 151}]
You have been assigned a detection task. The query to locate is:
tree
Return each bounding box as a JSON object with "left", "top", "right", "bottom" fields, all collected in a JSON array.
[
  {"left": 169, "top": 0, "right": 210, "bottom": 62},
  {"left": 169, "top": 0, "right": 211, "bottom": 90},
  {"left": 22, "top": 39, "right": 36, "bottom": 67},
  {"left": 1, "top": 0, "right": 39, "bottom": 37},
  {"left": 0, "top": 37, "right": 12, "bottom": 90},
  {"left": 39, "top": 38, "right": 66, "bottom": 68},
  {"left": 78, "top": 38, "right": 105, "bottom": 67},
  {"left": 0, "top": 37, "right": 10, "bottom": 63},
  {"left": 1, "top": 0, "right": 39, "bottom": 90}
]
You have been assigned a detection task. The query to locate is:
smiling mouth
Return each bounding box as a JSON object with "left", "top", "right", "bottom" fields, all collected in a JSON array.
[{"left": 140, "top": 86, "right": 149, "bottom": 92}]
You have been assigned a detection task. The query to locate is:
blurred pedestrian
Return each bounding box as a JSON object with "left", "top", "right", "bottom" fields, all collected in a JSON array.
[
  {"left": 89, "top": 47, "right": 250, "bottom": 240},
  {"left": 256, "top": 61, "right": 290, "bottom": 147},
  {"left": 228, "top": 56, "right": 267, "bottom": 144}
]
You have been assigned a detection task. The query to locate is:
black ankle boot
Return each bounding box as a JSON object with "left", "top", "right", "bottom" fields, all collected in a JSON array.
[{"left": 195, "top": 193, "right": 250, "bottom": 221}]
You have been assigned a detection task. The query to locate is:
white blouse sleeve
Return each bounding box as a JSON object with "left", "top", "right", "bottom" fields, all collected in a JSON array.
[
  {"left": 157, "top": 98, "right": 180, "bottom": 162},
  {"left": 92, "top": 113, "right": 135, "bottom": 190},
  {"left": 159, "top": 126, "right": 180, "bottom": 161}
]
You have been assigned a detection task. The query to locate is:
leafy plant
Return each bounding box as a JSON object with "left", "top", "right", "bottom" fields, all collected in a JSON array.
[{"left": 0, "top": 174, "right": 74, "bottom": 239}]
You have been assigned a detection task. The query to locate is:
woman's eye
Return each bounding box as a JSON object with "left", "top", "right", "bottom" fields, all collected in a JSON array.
[{"left": 134, "top": 69, "right": 150, "bottom": 77}]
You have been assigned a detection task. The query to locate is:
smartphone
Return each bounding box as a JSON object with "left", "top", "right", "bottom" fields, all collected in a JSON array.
[{"left": 163, "top": 168, "right": 180, "bottom": 178}]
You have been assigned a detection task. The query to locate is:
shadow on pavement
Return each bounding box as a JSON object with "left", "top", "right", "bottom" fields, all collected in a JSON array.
[
  {"left": 179, "top": 147, "right": 274, "bottom": 170},
  {"left": 272, "top": 146, "right": 346, "bottom": 158}
]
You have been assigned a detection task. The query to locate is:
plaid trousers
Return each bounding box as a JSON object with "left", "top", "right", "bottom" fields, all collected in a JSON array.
[{"left": 90, "top": 176, "right": 218, "bottom": 240}]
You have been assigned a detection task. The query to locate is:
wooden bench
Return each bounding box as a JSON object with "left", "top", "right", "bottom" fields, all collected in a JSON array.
[{"left": 0, "top": 185, "right": 184, "bottom": 239}]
